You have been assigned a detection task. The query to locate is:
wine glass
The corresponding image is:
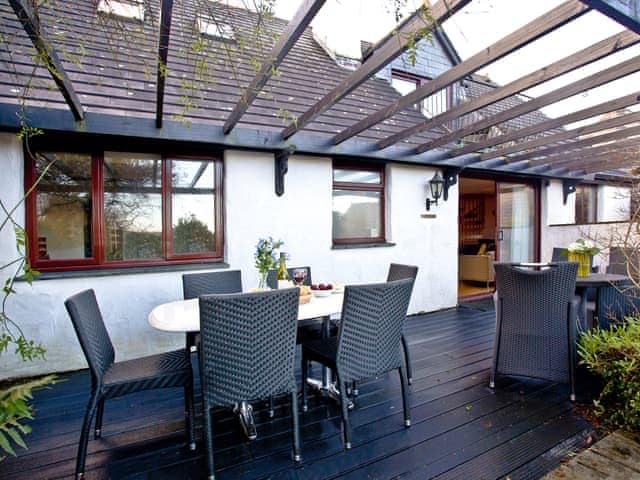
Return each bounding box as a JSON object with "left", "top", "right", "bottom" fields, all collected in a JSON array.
[{"left": 292, "top": 268, "right": 307, "bottom": 287}]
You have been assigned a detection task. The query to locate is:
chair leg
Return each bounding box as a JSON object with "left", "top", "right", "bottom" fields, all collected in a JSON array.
[
  {"left": 76, "top": 392, "right": 99, "bottom": 479},
  {"left": 399, "top": 367, "right": 411, "bottom": 427},
  {"left": 401, "top": 334, "right": 413, "bottom": 385},
  {"left": 94, "top": 398, "right": 105, "bottom": 439},
  {"left": 337, "top": 377, "right": 351, "bottom": 450},
  {"left": 301, "top": 354, "right": 309, "bottom": 412},
  {"left": 290, "top": 390, "right": 302, "bottom": 462},
  {"left": 184, "top": 383, "right": 196, "bottom": 451},
  {"left": 203, "top": 404, "right": 216, "bottom": 480}
]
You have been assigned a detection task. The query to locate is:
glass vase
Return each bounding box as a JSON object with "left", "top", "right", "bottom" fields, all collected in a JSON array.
[
  {"left": 568, "top": 251, "right": 591, "bottom": 277},
  {"left": 257, "top": 271, "right": 269, "bottom": 290}
]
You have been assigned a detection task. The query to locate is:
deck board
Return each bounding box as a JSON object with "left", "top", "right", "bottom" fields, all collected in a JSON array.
[{"left": 0, "top": 304, "right": 595, "bottom": 480}]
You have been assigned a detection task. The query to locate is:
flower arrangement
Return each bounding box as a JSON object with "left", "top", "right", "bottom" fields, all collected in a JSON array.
[
  {"left": 567, "top": 239, "right": 600, "bottom": 256},
  {"left": 254, "top": 237, "right": 283, "bottom": 288}
]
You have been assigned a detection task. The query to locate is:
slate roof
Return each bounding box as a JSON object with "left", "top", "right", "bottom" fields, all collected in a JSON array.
[{"left": 0, "top": 0, "right": 562, "bottom": 152}]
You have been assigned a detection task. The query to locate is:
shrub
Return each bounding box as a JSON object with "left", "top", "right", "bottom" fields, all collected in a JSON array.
[{"left": 578, "top": 317, "right": 640, "bottom": 431}]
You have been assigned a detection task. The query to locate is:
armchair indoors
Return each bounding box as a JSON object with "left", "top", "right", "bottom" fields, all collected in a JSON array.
[{"left": 490, "top": 262, "right": 579, "bottom": 401}]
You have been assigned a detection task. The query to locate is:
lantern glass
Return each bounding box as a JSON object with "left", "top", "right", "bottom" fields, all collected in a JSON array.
[{"left": 429, "top": 172, "right": 444, "bottom": 200}]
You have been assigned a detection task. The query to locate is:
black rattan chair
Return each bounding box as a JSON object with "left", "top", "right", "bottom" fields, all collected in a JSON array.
[
  {"left": 64, "top": 289, "right": 195, "bottom": 480},
  {"left": 387, "top": 263, "right": 418, "bottom": 384},
  {"left": 490, "top": 262, "right": 578, "bottom": 401},
  {"left": 183, "top": 270, "right": 243, "bottom": 298},
  {"left": 199, "top": 288, "right": 301, "bottom": 479},
  {"left": 182, "top": 270, "right": 243, "bottom": 348},
  {"left": 267, "top": 266, "right": 332, "bottom": 344},
  {"left": 301, "top": 279, "right": 414, "bottom": 449}
]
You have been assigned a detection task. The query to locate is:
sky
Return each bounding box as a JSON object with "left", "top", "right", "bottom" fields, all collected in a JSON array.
[{"left": 224, "top": 0, "right": 640, "bottom": 123}]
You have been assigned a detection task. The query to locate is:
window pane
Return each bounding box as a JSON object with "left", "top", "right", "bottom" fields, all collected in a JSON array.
[
  {"left": 104, "top": 152, "right": 162, "bottom": 261},
  {"left": 332, "top": 190, "right": 381, "bottom": 239},
  {"left": 576, "top": 185, "right": 597, "bottom": 224},
  {"left": 171, "top": 159, "right": 216, "bottom": 254},
  {"left": 36, "top": 153, "right": 92, "bottom": 260},
  {"left": 391, "top": 76, "right": 417, "bottom": 96},
  {"left": 333, "top": 169, "right": 381, "bottom": 184}
]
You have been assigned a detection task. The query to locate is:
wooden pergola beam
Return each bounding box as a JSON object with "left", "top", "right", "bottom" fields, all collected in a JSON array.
[
  {"left": 223, "top": 0, "right": 326, "bottom": 135},
  {"left": 549, "top": 145, "right": 640, "bottom": 170},
  {"left": 505, "top": 123, "right": 640, "bottom": 163},
  {"left": 333, "top": 0, "right": 589, "bottom": 147},
  {"left": 414, "top": 54, "right": 640, "bottom": 153},
  {"left": 156, "top": 0, "right": 173, "bottom": 128},
  {"left": 9, "top": 0, "right": 84, "bottom": 121},
  {"left": 481, "top": 110, "right": 640, "bottom": 161},
  {"left": 449, "top": 90, "right": 640, "bottom": 157},
  {"left": 380, "top": 30, "right": 638, "bottom": 151},
  {"left": 528, "top": 136, "right": 640, "bottom": 166},
  {"left": 280, "top": 0, "right": 471, "bottom": 140}
]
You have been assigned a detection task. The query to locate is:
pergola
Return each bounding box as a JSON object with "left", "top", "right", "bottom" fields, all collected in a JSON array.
[{"left": 4, "top": 0, "right": 640, "bottom": 194}]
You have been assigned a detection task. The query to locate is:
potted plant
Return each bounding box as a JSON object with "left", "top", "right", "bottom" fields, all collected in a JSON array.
[{"left": 253, "top": 237, "right": 283, "bottom": 290}]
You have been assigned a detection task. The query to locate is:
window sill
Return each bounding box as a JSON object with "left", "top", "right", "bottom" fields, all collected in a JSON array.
[
  {"left": 20, "top": 262, "right": 230, "bottom": 281},
  {"left": 332, "top": 242, "right": 396, "bottom": 250}
]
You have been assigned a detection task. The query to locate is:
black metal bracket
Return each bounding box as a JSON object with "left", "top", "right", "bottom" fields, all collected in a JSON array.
[
  {"left": 442, "top": 167, "right": 461, "bottom": 201},
  {"left": 562, "top": 179, "right": 581, "bottom": 205},
  {"left": 275, "top": 147, "right": 294, "bottom": 196}
]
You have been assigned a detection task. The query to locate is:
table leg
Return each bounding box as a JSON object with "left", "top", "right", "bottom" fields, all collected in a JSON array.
[
  {"left": 304, "top": 316, "right": 353, "bottom": 409},
  {"left": 575, "top": 287, "right": 588, "bottom": 331},
  {"left": 234, "top": 401, "right": 257, "bottom": 441}
]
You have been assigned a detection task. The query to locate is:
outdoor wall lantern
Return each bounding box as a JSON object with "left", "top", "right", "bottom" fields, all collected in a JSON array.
[{"left": 426, "top": 171, "right": 444, "bottom": 211}]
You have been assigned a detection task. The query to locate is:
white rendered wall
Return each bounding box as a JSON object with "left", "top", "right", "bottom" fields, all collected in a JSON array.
[
  {"left": 541, "top": 180, "right": 631, "bottom": 271},
  {"left": 0, "top": 141, "right": 459, "bottom": 379}
]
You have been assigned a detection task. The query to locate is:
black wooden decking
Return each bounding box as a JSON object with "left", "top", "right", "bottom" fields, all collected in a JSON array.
[{"left": 0, "top": 303, "right": 596, "bottom": 480}]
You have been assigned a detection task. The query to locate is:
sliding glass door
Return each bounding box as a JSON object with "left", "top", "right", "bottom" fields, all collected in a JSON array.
[{"left": 496, "top": 182, "right": 537, "bottom": 263}]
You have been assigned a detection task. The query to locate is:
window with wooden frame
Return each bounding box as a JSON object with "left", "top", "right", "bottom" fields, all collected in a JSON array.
[
  {"left": 391, "top": 70, "right": 451, "bottom": 118},
  {"left": 575, "top": 184, "right": 597, "bottom": 224},
  {"left": 332, "top": 161, "right": 385, "bottom": 244},
  {"left": 26, "top": 151, "right": 224, "bottom": 271}
]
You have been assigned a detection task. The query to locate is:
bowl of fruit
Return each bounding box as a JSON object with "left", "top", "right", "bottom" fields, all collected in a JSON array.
[{"left": 311, "top": 283, "right": 333, "bottom": 297}]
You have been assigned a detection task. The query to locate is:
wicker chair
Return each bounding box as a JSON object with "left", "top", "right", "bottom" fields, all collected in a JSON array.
[
  {"left": 267, "top": 266, "right": 334, "bottom": 343},
  {"left": 387, "top": 263, "right": 419, "bottom": 384},
  {"left": 64, "top": 289, "right": 195, "bottom": 480},
  {"left": 199, "top": 288, "right": 301, "bottom": 479},
  {"left": 490, "top": 262, "right": 578, "bottom": 401},
  {"left": 301, "top": 279, "right": 414, "bottom": 449},
  {"left": 182, "top": 270, "right": 243, "bottom": 348}
]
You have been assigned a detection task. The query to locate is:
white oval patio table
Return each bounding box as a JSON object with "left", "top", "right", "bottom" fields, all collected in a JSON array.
[{"left": 148, "top": 290, "right": 344, "bottom": 332}]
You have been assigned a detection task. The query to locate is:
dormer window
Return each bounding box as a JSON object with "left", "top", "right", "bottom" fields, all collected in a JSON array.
[
  {"left": 97, "top": 0, "right": 145, "bottom": 22},
  {"left": 196, "top": 15, "right": 235, "bottom": 40}
]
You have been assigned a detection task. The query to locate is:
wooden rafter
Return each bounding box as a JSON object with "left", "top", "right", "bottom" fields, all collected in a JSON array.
[
  {"left": 223, "top": 0, "right": 326, "bottom": 135},
  {"left": 280, "top": 0, "right": 471, "bottom": 140},
  {"left": 376, "top": 29, "right": 638, "bottom": 150},
  {"left": 156, "top": 0, "right": 173, "bottom": 128},
  {"left": 332, "top": 0, "right": 590, "bottom": 147},
  {"left": 414, "top": 54, "right": 640, "bottom": 153},
  {"left": 504, "top": 123, "right": 640, "bottom": 163},
  {"left": 481, "top": 110, "right": 640, "bottom": 161},
  {"left": 450, "top": 90, "right": 640, "bottom": 157},
  {"left": 527, "top": 136, "right": 640, "bottom": 166},
  {"left": 9, "top": 0, "right": 84, "bottom": 121},
  {"left": 553, "top": 149, "right": 638, "bottom": 171}
]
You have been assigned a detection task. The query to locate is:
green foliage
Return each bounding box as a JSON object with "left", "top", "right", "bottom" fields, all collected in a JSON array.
[
  {"left": 0, "top": 375, "right": 56, "bottom": 459},
  {"left": 578, "top": 317, "right": 640, "bottom": 430},
  {"left": 254, "top": 237, "right": 283, "bottom": 275},
  {"left": 172, "top": 214, "right": 214, "bottom": 254},
  {"left": 0, "top": 152, "right": 56, "bottom": 459}
]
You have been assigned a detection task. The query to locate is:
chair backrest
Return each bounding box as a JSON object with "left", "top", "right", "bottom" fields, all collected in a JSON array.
[
  {"left": 607, "top": 247, "right": 638, "bottom": 275},
  {"left": 387, "top": 263, "right": 418, "bottom": 284},
  {"left": 64, "top": 289, "right": 115, "bottom": 384},
  {"left": 336, "top": 279, "right": 414, "bottom": 382},
  {"left": 493, "top": 262, "right": 577, "bottom": 382},
  {"left": 551, "top": 248, "right": 567, "bottom": 262},
  {"left": 266, "top": 266, "right": 312, "bottom": 289},
  {"left": 199, "top": 288, "right": 299, "bottom": 406},
  {"left": 182, "top": 270, "right": 242, "bottom": 299}
]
